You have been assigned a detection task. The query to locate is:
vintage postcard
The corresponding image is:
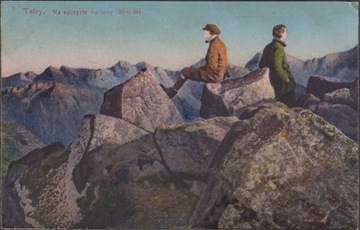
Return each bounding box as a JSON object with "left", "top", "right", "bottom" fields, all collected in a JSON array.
[{"left": 1, "top": 1, "right": 359, "bottom": 229}]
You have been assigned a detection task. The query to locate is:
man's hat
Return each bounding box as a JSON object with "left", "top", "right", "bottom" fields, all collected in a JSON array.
[{"left": 203, "top": 24, "right": 221, "bottom": 35}]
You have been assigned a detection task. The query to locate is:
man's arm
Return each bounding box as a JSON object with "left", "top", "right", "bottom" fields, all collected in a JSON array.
[
  {"left": 205, "top": 44, "right": 218, "bottom": 74},
  {"left": 273, "top": 49, "right": 290, "bottom": 83}
]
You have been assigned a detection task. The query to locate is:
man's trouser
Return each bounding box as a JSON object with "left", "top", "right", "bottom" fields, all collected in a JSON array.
[
  {"left": 181, "top": 67, "right": 221, "bottom": 83},
  {"left": 277, "top": 90, "right": 296, "bottom": 107},
  {"left": 172, "top": 67, "right": 223, "bottom": 91}
]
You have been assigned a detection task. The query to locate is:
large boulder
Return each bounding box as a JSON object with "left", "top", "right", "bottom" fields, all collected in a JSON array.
[
  {"left": 315, "top": 102, "right": 358, "bottom": 142},
  {"left": 155, "top": 116, "right": 239, "bottom": 178},
  {"left": 3, "top": 115, "right": 158, "bottom": 228},
  {"left": 3, "top": 114, "right": 206, "bottom": 229},
  {"left": 190, "top": 103, "right": 358, "bottom": 229},
  {"left": 307, "top": 75, "right": 357, "bottom": 99},
  {"left": 296, "top": 93, "right": 321, "bottom": 110},
  {"left": 323, "top": 88, "right": 357, "bottom": 110},
  {"left": 100, "top": 69, "right": 183, "bottom": 132},
  {"left": 2, "top": 142, "right": 68, "bottom": 228},
  {"left": 200, "top": 68, "right": 275, "bottom": 119}
]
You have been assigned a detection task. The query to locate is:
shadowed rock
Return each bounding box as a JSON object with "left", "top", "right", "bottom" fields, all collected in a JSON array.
[
  {"left": 200, "top": 68, "right": 275, "bottom": 119},
  {"left": 100, "top": 69, "right": 183, "bottom": 132},
  {"left": 315, "top": 102, "right": 358, "bottom": 142},
  {"left": 190, "top": 103, "right": 358, "bottom": 229},
  {"left": 296, "top": 93, "right": 321, "bottom": 110},
  {"left": 155, "top": 116, "right": 239, "bottom": 178},
  {"left": 2, "top": 115, "right": 159, "bottom": 228},
  {"left": 323, "top": 88, "right": 357, "bottom": 110},
  {"left": 2, "top": 114, "right": 204, "bottom": 228},
  {"left": 2, "top": 142, "right": 67, "bottom": 228},
  {"left": 307, "top": 76, "right": 357, "bottom": 99},
  {"left": 1, "top": 122, "right": 45, "bottom": 183}
]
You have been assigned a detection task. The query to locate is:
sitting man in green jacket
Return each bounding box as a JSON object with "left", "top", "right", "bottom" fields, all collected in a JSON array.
[
  {"left": 161, "top": 23, "right": 228, "bottom": 98},
  {"left": 259, "top": 24, "right": 296, "bottom": 107}
]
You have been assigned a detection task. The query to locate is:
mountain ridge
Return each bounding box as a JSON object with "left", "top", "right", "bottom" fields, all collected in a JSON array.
[{"left": 3, "top": 45, "right": 357, "bottom": 89}]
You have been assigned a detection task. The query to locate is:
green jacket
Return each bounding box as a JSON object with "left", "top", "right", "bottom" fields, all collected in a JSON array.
[{"left": 259, "top": 39, "right": 295, "bottom": 96}]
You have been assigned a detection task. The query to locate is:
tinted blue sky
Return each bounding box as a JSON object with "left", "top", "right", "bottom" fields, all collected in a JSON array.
[{"left": 1, "top": 1, "right": 358, "bottom": 77}]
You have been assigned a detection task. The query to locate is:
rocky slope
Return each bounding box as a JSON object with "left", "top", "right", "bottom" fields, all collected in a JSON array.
[
  {"left": 2, "top": 81, "right": 103, "bottom": 145},
  {"left": 1, "top": 46, "right": 358, "bottom": 228},
  {"left": 2, "top": 69, "right": 358, "bottom": 229},
  {"left": 297, "top": 76, "right": 359, "bottom": 142},
  {"left": 192, "top": 103, "right": 358, "bottom": 229},
  {"left": 1, "top": 122, "right": 44, "bottom": 182}
]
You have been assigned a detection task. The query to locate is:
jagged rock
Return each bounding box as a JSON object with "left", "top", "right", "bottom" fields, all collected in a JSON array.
[
  {"left": 296, "top": 93, "right": 321, "bottom": 110},
  {"left": 2, "top": 142, "right": 67, "bottom": 228},
  {"left": 307, "top": 75, "right": 357, "bottom": 99},
  {"left": 2, "top": 114, "right": 203, "bottom": 228},
  {"left": 3, "top": 115, "right": 156, "bottom": 228},
  {"left": 155, "top": 116, "right": 239, "bottom": 178},
  {"left": 190, "top": 103, "right": 358, "bottom": 229},
  {"left": 323, "top": 88, "right": 356, "bottom": 108},
  {"left": 100, "top": 69, "right": 183, "bottom": 132},
  {"left": 227, "top": 64, "right": 251, "bottom": 79},
  {"left": 245, "top": 52, "right": 262, "bottom": 71},
  {"left": 2, "top": 82, "right": 103, "bottom": 145},
  {"left": 298, "top": 45, "right": 358, "bottom": 86},
  {"left": 1, "top": 72, "right": 36, "bottom": 90},
  {"left": 200, "top": 68, "right": 275, "bottom": 119},
  {"left": 315, "top": 102, "right": 358, "bottom": 142},
  {"left": 294, "top": 83, "right": 307, "bottom": 102}
]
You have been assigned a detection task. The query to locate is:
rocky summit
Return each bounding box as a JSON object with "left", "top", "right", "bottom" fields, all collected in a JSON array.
[
  {"left": 3, "top": 99, "right": 358, "bottom": 228},
  {"left": 191, "top": 103, "right": 358, "bottom": 229},
  {"left": 1, "top": 51, "right": 359, "bottom": 229}
]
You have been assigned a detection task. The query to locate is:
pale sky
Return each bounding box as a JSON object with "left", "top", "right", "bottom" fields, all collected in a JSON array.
[{"left": 1, "top": 1, "right": 358, "bottom": 77}]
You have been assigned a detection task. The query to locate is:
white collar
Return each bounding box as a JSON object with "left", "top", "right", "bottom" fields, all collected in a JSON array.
[{"left": 206, "top": 35, "right": 218, "bottom": 43}]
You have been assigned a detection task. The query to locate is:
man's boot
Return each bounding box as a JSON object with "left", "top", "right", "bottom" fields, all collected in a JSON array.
[
  {"left": 160, "top": 77, "right": 187, "bottom": 99},
  {"left": 173, "top": 77, "right": 186, "bottom": 91},
  {"left": 160, "top": 85, "right": 177, "bottom": 98}
]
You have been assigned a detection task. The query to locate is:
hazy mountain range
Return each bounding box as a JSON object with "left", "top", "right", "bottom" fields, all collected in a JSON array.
[
  {"left": 1, "top": 45, "right": 358, "bottom": 146},
  {"left": 3, "top": 45, "right": 358, "bottom": 88}
]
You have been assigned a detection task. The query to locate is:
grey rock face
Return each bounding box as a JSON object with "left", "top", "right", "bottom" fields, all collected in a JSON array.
[
  {"left": 190, "top": 103, "right": 358, "bottom": 229},
  {"left": 155, "top": 116, "right": 239, "bottom": 178},
  {"left": 1, "top": 122, "right": 45, "bottom": 182},
  {"left": 3, "top": 113, "right": 213, "bottom": 229},
  {"left": 2, "top": 142, "right": 67, "bottom": 228},
  {"left": 323, "top": 88, "right": 357, "bottom": 109},
  {"left": 315, "top": 102, "right": 358, "bottom": 141},
  {"left": 2, "top": 82, "right": 103, "bottom": 145},
  {"left": 1, "top": 122, "right": 44, "bottom": 159},
  {"left": 100, "top": 69, "right": 183, "bottom": 132},
  {"left": 2, "top": 115, "right": 158, "bottom": 228},
  {"left": 200, "top": 68, "right": 275, "bottom": 119},
  {"left": 307, "top": 75, "right": 357, "bottom": 99},
  {"left": 297, "top": 93, "right": 322, "bottom": 110},
  {"left": 1, "top": 71, "right": 36, "bottom": 90}
]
